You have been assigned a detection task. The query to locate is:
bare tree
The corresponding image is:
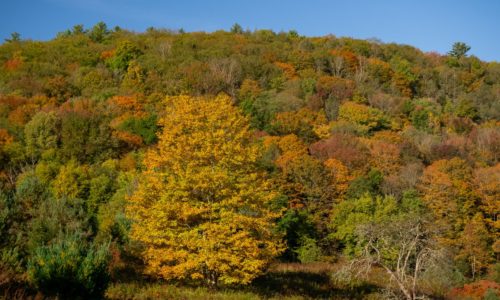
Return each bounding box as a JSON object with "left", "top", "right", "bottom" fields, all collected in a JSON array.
[
  {"left": 157, "top": 40, "right": 172, "bottom": 61},
  {"left": 331, "top": 56, "right": 345, "bottom": 77},
  {"left": 337, "top": 218, "right": 442, "bottom": 300},
  {"left": 208, "top": 58, "right": 242, "bottom": 98},
  {"left": 354, "top": 57, "right": 368, "bottom": 84}
]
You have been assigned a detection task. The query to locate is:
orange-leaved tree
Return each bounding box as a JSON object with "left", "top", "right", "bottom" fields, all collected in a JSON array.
[{"left": 126, "top": 94, "right": 283, "bottom": 286}]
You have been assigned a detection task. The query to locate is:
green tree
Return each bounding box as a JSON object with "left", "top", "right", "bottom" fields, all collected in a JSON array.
[
  {"left": 88, "top": 21, "right": 109, "bottom": 42},
  {"left": 107, "top": 40, "right": 142, "bottom": 71},
  {"left": 5, "top": 32, "right": 21, "bottom": 42},
  {"left": 345, "top": 169, "right": 383, "bottom": 199},
  {"left": 72, "top": 24, "right": 85, "bottom": 35},
  {"left": 59, "top": 104, "right": 116, "bottom": 163},
  {"left": 230, "top": 23, "right": 244, "bottom": 34},
  {"left": 24, "top": 111, "right": 60, "bottom": 161},
  {"left": 51, "top": 160, "right": 89, "bottom": 200},
  {"left": 448, "top": 42, "right": 471, "bottom": 59},
  {"left": 276, "top": 208, "right": 317, "bottom": 261},
  {"left": 331, "top": 192, "right": 438, "bottom": 300},
  {"left": 330, "top": 192, "right": 424, "bottom": 256}
]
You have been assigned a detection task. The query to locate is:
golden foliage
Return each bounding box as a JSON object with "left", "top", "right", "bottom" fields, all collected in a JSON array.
[
  {"left": 330, "top": 49, "right": 359, "bottom": 74},
  {"left": 457, "top": 213, "right": 493, "bottom": 275},
  {"left": 113, "top": 131, "right": 143, "bottom": 148},
  {"left": 371, "top": 130, "right": 403, "bottom": 144},
  {"left": 274, "top": 61, "right": 297, "bottom": 79},
  {"left": 312, "top": 123, "right": 332, "bottom": 139},
  {"left": 52, "top": 161, "right": 88, "bottom": 199},
  {"left": 338, "top": 101, "right": 388, "bottom": 133},
  {"left": 238, "top": 79, "right": 261, "bottom": 100},
  {"left": 367, "top": 58, "right": 393, "bottom": 83},
  {"left": 8, "top": 104, "right": 39, "bottom": 126},
  {"left": 271, "top": 108, "right": 327, "bottom": 140},
  {"left": 0, "top": 129, "right": 14, "bottom": 146},
  {"left": 360, "top": 138, "right": 401, "bottom": 175},
  {"left": 263, "top": 134, "right": 308, "bottom": 170},
  {"left": 392, "top": 72, "right": 413, "bottom": 98},
  {"left": 474, "top": 164, "right": 500, "bottom": 235},
  {"left": 108, "top": 95, "right": 145, "bottom": 114},
  {"left": 419, "top": 158, "right": 481, "bottom": 247},
  {"left": 324, "top": 158, "right": 352, "bottom": 199},
  {"left": 126, "top": 94, "right": 283, "bottom": 286}
]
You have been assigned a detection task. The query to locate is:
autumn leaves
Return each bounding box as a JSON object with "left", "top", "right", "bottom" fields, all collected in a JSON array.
[{"left": 126, "top": 95, "right": 283, "bottom": 285}]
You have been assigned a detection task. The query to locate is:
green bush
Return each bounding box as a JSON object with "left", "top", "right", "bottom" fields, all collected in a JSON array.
[
  {"left": 27, "top": 233, "right": 110, "bottom": 296},
  {"left": 485, "top": 289, "right": 500, "bottom": 300},
  {"left": 107, "top": 41, "right": 142, "bottom": 72},
  {"left": 409, "top": 98, "right": 441, "bottom": 132},
  {"left": 294, "top": 237, "right": 322, "bottom": 263},
  {"left": 345, "top": 169, "right": 383, "bottom": 199},
  {"left": 277, "top": 209, "right": 317, "bottom": 261},
  {"left": 118, "top": 114, "right": 158, "bottom": 145}
]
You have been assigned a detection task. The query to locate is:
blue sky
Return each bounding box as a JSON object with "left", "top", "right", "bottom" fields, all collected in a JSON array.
[{"left": 1, "top": 0, "right": 499, "bottom": 61}]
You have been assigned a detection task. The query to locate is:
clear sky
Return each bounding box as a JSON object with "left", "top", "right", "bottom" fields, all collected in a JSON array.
[{"left": 1, "top": 0, "right": 499, "bottom": 61}]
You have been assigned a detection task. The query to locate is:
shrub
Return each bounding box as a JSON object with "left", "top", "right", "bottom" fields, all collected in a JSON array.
[
  {"left": 448, "top": 280, "right": 500, "bottom": 300},
  {"left": 338, "top": 102, "right": 389, "bottom": 134},
  {"left": 294, "top": 237, "right": 322, "bottom": 263},
  {"left": 27, "top": 233, "right": 110, "bottom": 296}
]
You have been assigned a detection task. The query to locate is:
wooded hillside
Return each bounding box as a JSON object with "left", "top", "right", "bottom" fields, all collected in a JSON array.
[{"left": 0, "top": 23, "right": 498, "bottom": 299}]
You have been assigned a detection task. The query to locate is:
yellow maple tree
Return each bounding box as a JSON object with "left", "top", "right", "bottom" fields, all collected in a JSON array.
[{"left": 126, "top": 94, "right": 283, "bottom": 286}]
